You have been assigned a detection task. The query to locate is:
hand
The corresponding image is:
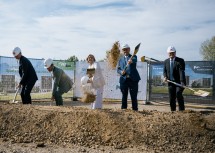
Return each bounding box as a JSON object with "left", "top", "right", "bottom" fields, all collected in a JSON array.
[
  {"left": 51, "top": 96, "right": 55, "bottom": 101},
  {"left": 16, "top": 84, "right": 22, "bottom": 89},
  {"left": 127, "top": 59, "right": 132, "bottom": 65},
  {"left": 121, "top": 70, "right": 126, "bottom": 75},
  {"left": 163, "top": 77, "right": 167, "bottom": 82}
]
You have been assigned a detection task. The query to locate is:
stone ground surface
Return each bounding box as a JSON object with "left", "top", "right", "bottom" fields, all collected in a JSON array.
[{"left": 0, "top": 99, "right": 215, "bottom": 153}]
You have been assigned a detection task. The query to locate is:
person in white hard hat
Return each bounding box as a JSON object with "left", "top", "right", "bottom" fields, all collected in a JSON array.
[
  {"left": 12, "top": 47, "right": 38, "bottom": 104},
  {"left": 163, "top": 46, "right": 186, "bottom": 111},
  {"left": 117, "top": 44, "right": 141, "bottom": 111},
  {"left": 44, "top": 58, "right": 73, "bottom": 106},
  {"left": 86, "top": 54, "right": 105, "bottom": 109}
]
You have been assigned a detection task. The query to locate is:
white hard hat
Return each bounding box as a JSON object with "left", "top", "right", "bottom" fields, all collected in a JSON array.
[
  {"left": 81, "top": 76, "right": 89, "bottom": 86},
  {"left": 12, "top": 47, "right": 21, "bottom": 56},
  {"left": 122, "top": 44, "right": 130, "bottom": 50},
  {"left": 167, "top": 46, "right": 176, "bottom": 53},
  {"left": 44, "top": 58, "right": 53, "bottom": 68}
]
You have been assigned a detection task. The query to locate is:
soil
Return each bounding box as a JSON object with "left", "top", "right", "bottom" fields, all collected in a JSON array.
[{"left": 0, "top": 100, "right": 215, "bottom": 153}]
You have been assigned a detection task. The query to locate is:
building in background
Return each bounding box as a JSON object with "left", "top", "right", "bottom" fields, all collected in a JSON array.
[{"left": 0, "top": 56, "right": 74, "bottom": 93}]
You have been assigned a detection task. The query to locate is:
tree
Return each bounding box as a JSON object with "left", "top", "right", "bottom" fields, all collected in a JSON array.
[
  {"left": 200, "top": 36, "right": 215, "bottom": 61},
  {"left": 66, "top": 55, "right": 79, "bottom": 62}
]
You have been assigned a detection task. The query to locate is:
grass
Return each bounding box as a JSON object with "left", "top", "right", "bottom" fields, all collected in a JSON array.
[
  {"left": 0, "top": 90, "right": 73, "bottom": 101},
  {"left": 152, "top": 86, "right": 212, "bottom": 96},
  {"left": 0, "top": 86, "right": 212, "bottom": 102}
]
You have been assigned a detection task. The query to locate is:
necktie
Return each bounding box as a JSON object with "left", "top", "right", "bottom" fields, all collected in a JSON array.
[
  {"left": 125, "top": 56, "right": 128, "bottom": 64},
  {"left": 170, "top": 60, "right": 174, "bottom": 80}
]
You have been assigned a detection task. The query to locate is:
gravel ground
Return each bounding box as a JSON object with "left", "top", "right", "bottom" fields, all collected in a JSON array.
[{"left": 0, "top": 100, "right": 215, "bottom": 153}]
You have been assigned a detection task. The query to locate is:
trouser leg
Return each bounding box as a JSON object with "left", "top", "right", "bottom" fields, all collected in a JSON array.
[
  {"left": 176, "top": 87, "right": 185, "bottom": 111},
  {"left": 21, "top": 81, "right": 36, "bottom": 104},
  {"left": 168, "top": 85, "right": 176, "bottom": 111},
  {"left": 120, "top": 82, "right": 128, "bottom": 109},
  {"left": 20, "top": 87, "right": 25, "bottom": 104},
  {"left": 128, "top": 80, "right": 139, "bottom": 111},
  {"left": 54, "top": 90, "right": 64, "bottom": 106}
]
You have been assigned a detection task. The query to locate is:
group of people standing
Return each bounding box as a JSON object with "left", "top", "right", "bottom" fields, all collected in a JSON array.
[
  {"left": 12, "top": 47, "right": 73, "bottom": 106},
  {"left": 12, "top": 44, "right": 186, "bottom": 112}
]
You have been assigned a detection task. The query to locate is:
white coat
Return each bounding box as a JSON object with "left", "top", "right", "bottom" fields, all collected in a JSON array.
[
  {"left": 88, "top": 62, "right": 105, "bottom": 109},
  {"left": 88, "top": 62, "right": 105, "bottom": 89}
]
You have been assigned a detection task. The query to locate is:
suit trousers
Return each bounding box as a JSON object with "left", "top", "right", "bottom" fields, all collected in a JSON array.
[
  {"left": 120, "top": 78, "right": 139, "bottom": 110},
  {"left": 54, "top": 89, "right": 64, "bottom": 106},
  {"left": 168, "top": 83, "right": 185, "bottom": 111},
  {"left": 21, "top": 80, "right": 36, "bottom": 104}
]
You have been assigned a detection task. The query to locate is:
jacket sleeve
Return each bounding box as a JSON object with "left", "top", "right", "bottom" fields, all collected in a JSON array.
[
  {"left": 163, "top": 60, "right": 167, "bottom": 78},
  {"left": 179, "top": 58, "right": 186, "bottom": 84},
  {"left": 92, "top": 62, "right": 105, "bottom": 88},
  {"left": 20, "top": 58, "right": 29, "bottom": 85},
  {"left": 52, "top": 68, "right": 63, "bottom": 96},
  {"left": 132, "top": 55, "right": 137, "bottom": 63},
  {"left": 117, "top": 58, "right": 123, "bottom": 75}
]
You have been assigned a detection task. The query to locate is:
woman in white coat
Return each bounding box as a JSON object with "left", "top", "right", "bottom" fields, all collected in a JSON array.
[{"left": 86, "top": 54, "right": 105, "bottom": 109}]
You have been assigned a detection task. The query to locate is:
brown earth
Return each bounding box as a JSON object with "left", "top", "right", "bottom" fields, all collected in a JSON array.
[{"left": 0, "top": 101, "right": 215, "bottom": 153}]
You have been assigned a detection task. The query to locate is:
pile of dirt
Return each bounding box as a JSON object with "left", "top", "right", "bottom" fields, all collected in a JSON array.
[{"left": 0, "top": 104, "right": 215, "bottom": 152}]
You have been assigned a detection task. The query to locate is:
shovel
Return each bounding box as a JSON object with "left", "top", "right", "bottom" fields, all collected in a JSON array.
[
  {"left": 124, "top": 43, "right": 141, "bottom": 71},
  {"left": 9, "top": 88, "right": 20, "bottom": 104},
  {"left": 167, "top": 80, "right": 210, "bottom": 97}
]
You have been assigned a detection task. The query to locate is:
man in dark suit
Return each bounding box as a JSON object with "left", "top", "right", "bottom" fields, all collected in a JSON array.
[
  {"left": 163, "top": 46, "right": 186, "bottom": 111},
  {"left": 44, "top": 58, "right": 73, "bottom": 106},
  {"left": 117, "top": 44, "right": 141, "bottom": 111},
  {"left": 12, "top": 47, "right": 38, "bottom": 104}
]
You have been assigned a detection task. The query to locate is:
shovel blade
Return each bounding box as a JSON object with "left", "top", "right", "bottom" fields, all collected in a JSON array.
[
  {"left": 9, "top": 100, "right": 19, "bottom": 104},
  {"left": 194, "top": 90, "right": 210, "bottom": 97},
  {"left": 134, "top": 43, "right": 141, "bottom": 55}
]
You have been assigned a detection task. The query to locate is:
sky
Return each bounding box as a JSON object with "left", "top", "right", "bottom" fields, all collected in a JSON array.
[{"left": 0, "top": 0, "right": 215, "bottom": 61}]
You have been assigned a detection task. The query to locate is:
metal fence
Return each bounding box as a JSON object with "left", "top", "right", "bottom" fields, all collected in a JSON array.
[
  {"left": 147, "top": 60, "right": 215, "bottom": 104},
  {"left": 1, "top": 56, "right": 215, "bottom": 105},
  {"left": 0, "top": 56, "right": 75, "bottom": 101}
]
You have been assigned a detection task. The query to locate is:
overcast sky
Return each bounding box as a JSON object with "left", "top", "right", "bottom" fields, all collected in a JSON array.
[{"left": 0, "top": 0, "right": 215, "bottom": 61}]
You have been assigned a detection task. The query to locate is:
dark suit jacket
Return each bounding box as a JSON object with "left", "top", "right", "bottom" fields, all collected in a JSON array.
[
  {"left": 19, "top": 56, "right": 38, "bottom": 85},
  {"left": 163, "top": 56, "right": 186, "bottom": 85},
  {"left": 117, "top": 54, "right": 141, "bottom": 84},
  {"left": 52, "top": 66, "right": 73, "bottom": 96}
]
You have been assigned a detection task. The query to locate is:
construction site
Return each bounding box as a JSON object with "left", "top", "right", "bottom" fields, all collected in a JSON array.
[{"left": 0, "top": 56, "right": 215, "bottom": 152}]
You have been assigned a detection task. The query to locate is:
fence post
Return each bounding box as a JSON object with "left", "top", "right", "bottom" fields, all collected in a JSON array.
[
  {"left": 212, "top": 61, "right": 215, "bottom": 101},
  {"left": 145, "top": 61, "right": 151, "bottom": 104},
  {"left": 72, "top": 61, "right": 78, "bottom": 101}
]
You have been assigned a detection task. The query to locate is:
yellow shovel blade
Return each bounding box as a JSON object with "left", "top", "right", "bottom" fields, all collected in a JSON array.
[{"left": 194, "top": 90, "right": 210, "bottom": 97}]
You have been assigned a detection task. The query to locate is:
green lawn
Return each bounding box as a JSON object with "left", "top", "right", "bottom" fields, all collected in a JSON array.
[
  {"left": 0, "top": 90, "right": 73, "bottom": 101},
  {"left": 152, "top": 86, "right": 212, "bottom": 96},
  {"left": 0, "top": 86, "right": 212, "bottom": 102}
]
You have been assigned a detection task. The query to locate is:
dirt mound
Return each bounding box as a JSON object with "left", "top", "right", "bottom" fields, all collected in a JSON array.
[{"left": 0, "top": 104, "right": 215, "bottom": 152}]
